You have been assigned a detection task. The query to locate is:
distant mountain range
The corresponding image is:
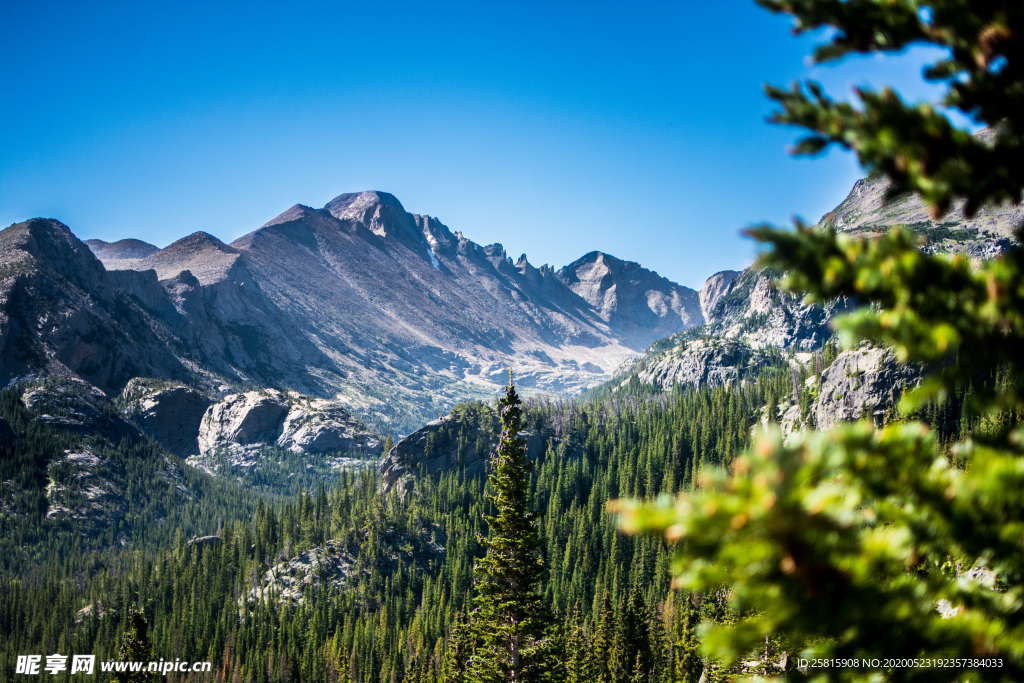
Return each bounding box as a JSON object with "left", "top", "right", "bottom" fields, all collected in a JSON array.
[
  {"left": 1, "top": 191, "right": 702, "bottom": 431},
  {"left": 4, "top": 166, "right": 1016, "bottom": 433}
]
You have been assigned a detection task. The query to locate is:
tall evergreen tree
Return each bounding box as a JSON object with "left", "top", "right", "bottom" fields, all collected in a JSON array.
[
  {"left": 114, "top": 605, "right": 153, "bottom": 683},
  {"left": 466, "top": 377, "right": 557, "bottom": 682},
  {"left": 441, "top": 612, "right": 472, "bottom": 683}
]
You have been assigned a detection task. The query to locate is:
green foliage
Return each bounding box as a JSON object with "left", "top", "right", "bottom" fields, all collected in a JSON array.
[
  {"left": 114, "top": 605, "right": 154, "bottom": 682},
  {"left": 465, "top": 381, "right": 557, "bottom": 682},
  {"left": 616, "top": 0, "right": 1024, "bottom": 680},
  {"left": 758, "top": 0, "right": 1024, "bottom": 217}
]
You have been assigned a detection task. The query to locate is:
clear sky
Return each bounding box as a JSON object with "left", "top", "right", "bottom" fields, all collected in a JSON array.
[{"left": 1, "top": 0, "right": 949, "bottom": 288}]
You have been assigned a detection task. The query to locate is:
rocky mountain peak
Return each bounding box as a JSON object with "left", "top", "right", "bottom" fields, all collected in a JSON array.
[
  {"left": 557, "top": 250, "right": 703, "bottom": 350},
  {"left": 261, "top": 203, "right": 324, "bottom": 228},
  {"left": 133, "top": 231, "right": 241, "bottom": 283},
  {"left": 482, "top": 243, "right": 507, "bottom": 258},
  {"left": 563, "top": 251, "right": 615, "bottom": 277},
  {"left": 162, "top": 231, "right": 235, "bottom": 254},
  {"left": 699, "top": 270, "right": 741, "bottom": 322},
  {"left": 322, "top": 191, "right": 419, "bottom": 242},
  {"left": 1, "top": 218, "right": 106, "bottom": 283},
  {"left": 820, "top": 129, "right": 1022, "bottom": 252},
  {"left": 85, "top": 238, "right": 159, "bottom": 261}
]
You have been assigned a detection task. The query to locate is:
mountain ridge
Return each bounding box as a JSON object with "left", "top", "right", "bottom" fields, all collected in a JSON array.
[{"left": 1, "top": 192, "right": 704, "bottom": 431}]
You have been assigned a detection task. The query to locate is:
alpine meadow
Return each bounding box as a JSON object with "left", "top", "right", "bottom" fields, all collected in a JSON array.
[{"left": 1, "top": 1, "right": 1023, "bottom": 681}]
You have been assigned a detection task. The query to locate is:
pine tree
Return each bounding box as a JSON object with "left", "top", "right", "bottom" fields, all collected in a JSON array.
[
  {"left": 441, "top": 612, "right": 472, "bottom": 683},
  {"left": 672, "top": 594, "right": 702, "bottom": 683},
  {"left": 466, "top": 377, "right": 557, "bottom": 682},
  {"left": 114, "top": 605, "right": 153, "bottom": 683}
]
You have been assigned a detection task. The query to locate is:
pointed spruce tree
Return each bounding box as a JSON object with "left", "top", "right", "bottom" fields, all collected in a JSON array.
[
  {"left": 114, "top": 605, "right": 154, "bottom": 683},
  {"left": 466, "top": 376, "right": 557, "bottom": 683}
]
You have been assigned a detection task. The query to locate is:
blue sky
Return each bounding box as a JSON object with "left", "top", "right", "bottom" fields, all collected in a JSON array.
[{"left": 1, "top": 1, "right": 951, "bottom": 287}]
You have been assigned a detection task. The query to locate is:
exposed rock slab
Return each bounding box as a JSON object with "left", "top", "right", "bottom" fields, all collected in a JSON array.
[
  {"left": 119, "top": 377, "right": 211, "bottom": 456},
  {"left": 812, "top": 345, "right": 920, "bottom": 429},
  {"left": 630, "top": 338, "right": 774, "bottom": 391},
  {"left": 247, "top": 540, "right": 356, "bottom": 604},
  {"left": 44, "top": 448, "right": 124, "bottom": 528},
  {"left": 197, "top": 389, "right": 380, "bottom": 462},
  {"left": 246, "top": 528, "right": 444, "bottom": 605},
  {"left": 379, "top": 402, "right": 551, "bottom": 492},
  {"left": 21, "top": 377, "right": 137, "bottom": 440},
  {"left": 699, "top": 270, "right": 741, "bottom": 322}
]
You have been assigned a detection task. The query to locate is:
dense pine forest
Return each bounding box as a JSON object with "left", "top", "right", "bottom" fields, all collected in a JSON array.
[{"left": 0, "top": 362, "right": 799, "bottom": 681}]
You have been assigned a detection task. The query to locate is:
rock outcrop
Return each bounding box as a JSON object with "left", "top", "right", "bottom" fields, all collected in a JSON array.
[
  {"left": 379, "top": 402, "right": 552, "bottom": 492},
  {"left": 119, "top": 378, "right": 211, "bottom": 456},
  {"left": 21, "top": 377, "right": 137, "bottom": 440},
  {"left": 74, "top": 602, "right": 117, "bottom": 625},
  {"left": 246, "top": 540, "right": 356, "bottom": 604},
  {"left": 820, "top": 130, "right": 1019, "bottom": 257},
  {"left": 197, "top": 389, "right": 380, "bottom": 462},
  {"left": 277, "top": 398, "right": 381, "bottom": 454},
  {"left": 44, "top": 448, "right": 124, "bottom": 528},
  {"left": 811, "top": 345, "right": 920, "bottom": 429},
  {"left": 698, "top": 270, "right": 741, "bottom": 322},
  {"left": 821, "top": 175, "right": 1021, "bottom": 252},
  {"left": 246, "top": 527, "right": 444, "bottom": 605},
  {"left": 629, "top": 338, "right": 774, "bottom": 391},
  {"left": 186, "top": 534, "right": 223, "bottom": 547},
  {"left": 698, "top": 268, "right": 846, "bottom": 352},
  {"left": 197, "top": 390, "right": 290, "bottom": 458}
]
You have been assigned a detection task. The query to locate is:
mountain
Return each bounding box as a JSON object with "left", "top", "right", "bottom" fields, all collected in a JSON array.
[
  {"left": 601, "top": 165, "right": 1020, "bottom": 396},
  {"left": 820, "top": 166, "right": 1019, "bottom": 259},
  {"left": 0, "top": 219, "right": 197, "bottom": 392},
  {"left": 83, "top": 238, "right": 159, "bottom": 267},
  {"left": 1, "top": 192, "right": 703, "bottom": 431},
  {"left": 556, "top": 251, "right": 702, "bottom": 350}
]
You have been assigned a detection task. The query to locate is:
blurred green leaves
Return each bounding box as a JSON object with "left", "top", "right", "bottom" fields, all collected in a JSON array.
[
  {"left": 758, "top": 1, "right": 1024, "bottom": 218},
  {"left": 614, "top": 1, "right": 1024, "bottom": 679}
]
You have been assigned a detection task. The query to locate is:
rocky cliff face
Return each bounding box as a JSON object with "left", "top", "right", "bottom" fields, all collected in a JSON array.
[
  {"left": 196, "top": 389, "right": 380, "bottom": 462},
  {"left": 626, "top": 338, "right": 775, "bottom": 391},
  {"left": 699, "top": 268, "right": 847, "bottom": 351},
  {"left": 698, "top": 270, "right": 741, "bottom": 322},
  {"left": 598, "top": 160, "right": 1014, "bottom": 397},
  {"left": 0, "top": 219, "right": 196, "bottom": 395},
  {"left": 601, "top": 265, "right": 843, "bottom": 395},
  {"left": 811, "top": 345, "right": 920, "bottom": 430},
  {"left": 21, "top": 377, "right": 138, "bottom": 441},
  {"left": 820, "top": 173, "right": 1020, "bottom": 258},
  {"left": 118, "top": 378, "right": 211, "bottom": 457}
]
